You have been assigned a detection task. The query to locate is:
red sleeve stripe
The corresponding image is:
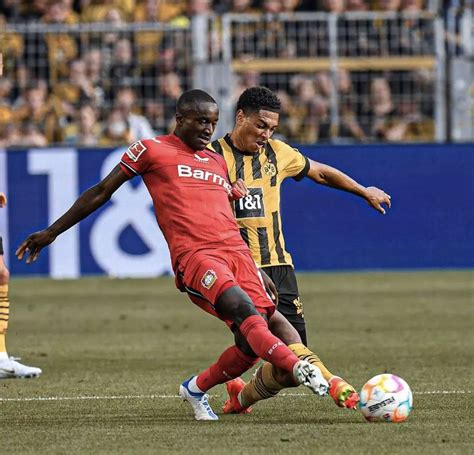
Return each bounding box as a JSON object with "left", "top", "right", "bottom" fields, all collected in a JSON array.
[{"left": 120, "top": 160, "right": 139, "bottom": 175}]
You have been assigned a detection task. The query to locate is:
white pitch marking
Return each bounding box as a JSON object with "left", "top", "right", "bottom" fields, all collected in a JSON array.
[{"left": 0, "top": 390, "right": 470, "bottom": 403}]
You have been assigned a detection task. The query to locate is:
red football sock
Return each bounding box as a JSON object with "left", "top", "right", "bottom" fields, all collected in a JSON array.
[
  {"left": 196, "top": 345, "right": 259, "bottom": 392},
  {"left": 239, "top": 315, "right": 299, "bottom": 374}
]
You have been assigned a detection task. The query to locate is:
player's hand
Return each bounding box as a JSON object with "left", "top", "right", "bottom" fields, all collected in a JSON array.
[
  {"left": 230, "top": 178, "right": 249, "bottom": 200},
  {"left": 364, "top": 186, "right": 391, "bottom": 214},
  {"left": 16, "top": 230, "right": 56, "bottom": 264},
  {"left": 260, "top": 268, "right": 278, "bottom": 305},
  {"left": 0, "top": 192, "right": 7, "bottom": 208}
]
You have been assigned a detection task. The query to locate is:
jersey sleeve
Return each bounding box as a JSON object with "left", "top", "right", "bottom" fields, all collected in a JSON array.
[
  {"left": 278, "top": 141, "right": 310, "bottom": 181},
  {"left": 120, "top": 139, "right": 153, "bottom": 177}
]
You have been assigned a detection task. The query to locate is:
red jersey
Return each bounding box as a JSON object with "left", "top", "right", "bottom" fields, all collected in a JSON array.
[{"left": 119, "top": 134, "right": 248, "bottom": 271}]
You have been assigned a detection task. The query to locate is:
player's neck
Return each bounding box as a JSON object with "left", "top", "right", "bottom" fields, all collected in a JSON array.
[
  {"left": 173, "top": 131, "right": 199, "bottom": 152},
  {"left": 227, "top": 132, "right": 255, "bottom": 155}
]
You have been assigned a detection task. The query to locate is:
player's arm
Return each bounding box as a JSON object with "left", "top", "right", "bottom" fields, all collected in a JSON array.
[
  {"left": 16, "top": 165, "right": 131, "bottom": 263},
  {"left": 306, "top": 159, "right": 391, "bottom": 214},
  {"left": 259, "top": 268, "right": 278, "bottom": 304},
  {"left": 0, "top": 192, "right": 7, "bottom": 208}
]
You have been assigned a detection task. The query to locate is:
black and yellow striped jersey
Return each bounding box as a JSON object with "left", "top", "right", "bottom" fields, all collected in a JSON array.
[{"left": 207, "top": 134, "right": 310, "bottom": 268}]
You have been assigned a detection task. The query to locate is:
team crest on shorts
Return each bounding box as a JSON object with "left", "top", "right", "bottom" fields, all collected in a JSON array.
[
  {"left": 263, "top": 162, "right": 277, "bottom": 177},
  {"left": 201, "top": 270, "right": 217, "bottom": 289}
]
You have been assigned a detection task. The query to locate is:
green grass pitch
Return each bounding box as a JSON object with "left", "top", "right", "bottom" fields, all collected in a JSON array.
[{"left": 0, "top": 271, "right": 473, "bottom": 454}]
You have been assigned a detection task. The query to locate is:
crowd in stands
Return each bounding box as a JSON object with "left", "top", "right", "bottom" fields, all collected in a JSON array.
[{"left": 0, "top": 0, "right": 469, "bottom": 146}]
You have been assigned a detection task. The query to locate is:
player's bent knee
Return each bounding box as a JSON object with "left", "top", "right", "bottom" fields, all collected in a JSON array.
[
  {"left": 0, "top": 266, "right": 10, "bottom": 285},
  {"left": 215, "top": 285, "right": 260, "bottom": 325},
  {"left": 233, "top": 328, "right": 257, "bottom": 358}
]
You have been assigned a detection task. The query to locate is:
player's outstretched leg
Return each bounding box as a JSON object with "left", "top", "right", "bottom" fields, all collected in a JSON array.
[
  {"left": 223, "top": 360, "right": 328, "bottom": 414},
  {"left": 179, "top": 376, "right": 219, "bottom": 421},
  {"left": 268, "top": 312, "right": 359, "bottom": 409},
  {"left": 288, "top": 343, "right": 359, "bottom": 409},
  {"left": 0, "top": 250, "right": 41, "bottom": 380}
]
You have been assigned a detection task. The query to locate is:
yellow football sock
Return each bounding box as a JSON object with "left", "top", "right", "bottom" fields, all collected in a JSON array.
[
  {"left": 288, "top": 342, "right": 334, "bottom": 382},
  {"left": 239, "top": 362, "right": 295, "bottom": 408},
  {"left": 0, "top": 284, "right": 9, "bottom": 354}
]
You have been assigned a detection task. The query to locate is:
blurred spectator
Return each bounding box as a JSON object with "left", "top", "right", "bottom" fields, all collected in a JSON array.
[
  {"left": 114, "top": 86, "right": 155, "bottom": 141},
  {"left": 13, "top": 81, "right": 60, "bottom": 143},
  {"left": 375, "top": 0, "right": 401, "bottom": 10},
  {"left": 400, "top": 0, "right": 425, "bottom": 11},
  {"left": 144, "top": 100, "right": 166, "bottom": 135},
  {"left": 262, "top": 0, "right": 282, "bottom": 14},
  {"left": 336, "top": 69, "right": 368, "bottom": 141},
  {"left": 359, "top": 76, "right": 433, "bottom": 142},
  {"left": 0, "top": 14, "right": 24, "bottom": 79},
  {"left": 99, "top": 108, "right": 132, "bottom": 145},
  {"left": 361, "top": 76, "right": 396, "bottom": 139},
  {"left": 0, "top": 0, "right": 22, "bottom": 23},
  {"left": 0, "top": 124, "right": 21, "bottom": 148},
  {"left": 346, "top": 0, "right": 369, "bottom": 10},
  {"left": 22, "top": 0, "right": 79, "bottom": 84},
  {"left": 84, "top": 48, "right": 105, "bottom": 95},
  {"left": 107, "top": 38, "right": 139, "bottom": 99},
  {"left": 281, "top": 0, "right": 306, "bottom": 13},
  {"left": 81, "top": 0, "right": 134, "bottom": 22},
  {"left": 233, "top": 70, "right": 261, "bottom": 103},
  {"left": 53, "top": 58, "right": 99, "bottom": 122},
  {"left": 17, "top": 122, "right": 48, "bottom": 146},
  {"left": 188, "top": 0, "right": 213, "bottom": 15},
  {"left": 0, "top": 78, "right": 15, "bottom": 135},
  {"left": 321, "top": 0, "right": 345, "bottom": 13},
  {"left": 20, "top": 0, "right": 50, "bottom": 22},
  {"left": 157, "top": 72, "right": 182, "bottom": 131},
  {"left": 86, "top": 7, "right": 130, "bottom": 57},
  {"left": 63, "top": 103, "right": 102, "bottom": 145},
  {"left": 134, "top": 0, "right": 186, "bottom": 89},
  {"left": 229, "top": 0, "right": 258, "bottom": 13}
]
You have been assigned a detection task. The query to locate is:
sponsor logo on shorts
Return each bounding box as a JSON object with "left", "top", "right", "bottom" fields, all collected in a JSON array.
[
  {"left": 201, "top": 269, "right": 217, "bottom": 289},
  {"left": 126, "top": 140, "right": 147, "bottom": 162}
]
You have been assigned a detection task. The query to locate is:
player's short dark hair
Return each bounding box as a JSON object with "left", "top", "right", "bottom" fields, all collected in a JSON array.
[
  {"left": 177, "top": 89, "right": 217, "bottom": 114},
  {"left": 236, "top": 86, "right": 281, "bottom": 115}
]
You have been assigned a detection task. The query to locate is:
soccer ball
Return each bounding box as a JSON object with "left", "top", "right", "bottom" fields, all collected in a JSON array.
[{"left": 359, "top": 374, "right": 413, "bottom": 422}]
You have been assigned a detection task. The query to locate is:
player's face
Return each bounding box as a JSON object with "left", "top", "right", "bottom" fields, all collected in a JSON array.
[
  {"left": 236, "top": 109, "right": 279, "bottom": 153},
  {"left": 176, "top": 102, "right": 219, "bottom": 150}
]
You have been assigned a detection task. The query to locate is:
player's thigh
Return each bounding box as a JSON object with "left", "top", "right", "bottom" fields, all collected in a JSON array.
[
  {"left": 0, "top": 236, "right": 8, "bottom": 283},
  {"left": 263, "top": 265, "right": 304, "bottom": 325},
  {"left": 181, "top": 250, "right": 237, "bottom": 305},
  {"left": 232, "top": 250, "right": 276, "bottom": 319}
]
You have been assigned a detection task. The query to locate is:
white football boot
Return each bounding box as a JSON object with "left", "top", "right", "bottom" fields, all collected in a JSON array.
[
  {"left": 293, "top": 360, "right": 329, "bottom": 396},
  {"left": 0, "top": 357, "right": 42, "bottom": 379},
  {"left": 179, "top": 376, "right": 219, "bottom": 421}
]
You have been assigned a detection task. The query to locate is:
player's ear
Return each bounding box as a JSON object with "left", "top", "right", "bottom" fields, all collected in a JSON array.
[
  {"left": 175, "top": 112, "right": 183, "bottom": 127},
  {"left": 235, "top": 109, "right": 246, "bottom": 125}
]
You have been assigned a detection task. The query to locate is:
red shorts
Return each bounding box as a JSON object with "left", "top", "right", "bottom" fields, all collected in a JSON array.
[{"left": 177, "top": 248, "right": 276, "bottom": 327}]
